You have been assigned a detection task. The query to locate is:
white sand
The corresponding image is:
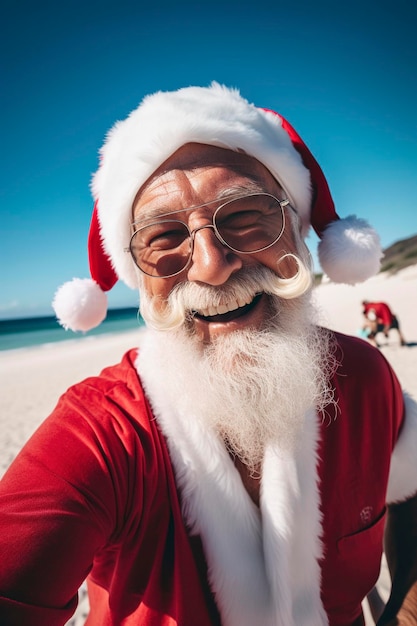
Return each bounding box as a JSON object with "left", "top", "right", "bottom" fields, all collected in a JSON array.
[{"left": 1, "top": 264, "right": 416, "bottom": 625}]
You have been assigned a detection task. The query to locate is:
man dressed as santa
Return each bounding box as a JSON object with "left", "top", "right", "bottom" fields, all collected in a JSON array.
[{"left": 1, "top": 84, "right": 416, "bottom": 626}]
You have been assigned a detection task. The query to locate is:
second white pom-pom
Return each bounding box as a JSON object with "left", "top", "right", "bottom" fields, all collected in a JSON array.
[{"left": 318, "top": 216, "right": 383, "bottom": 285}]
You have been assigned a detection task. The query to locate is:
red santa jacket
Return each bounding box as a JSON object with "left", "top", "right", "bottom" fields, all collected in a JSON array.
[{"left": 0, "top": 332, "right": 415, "bottom": 626}]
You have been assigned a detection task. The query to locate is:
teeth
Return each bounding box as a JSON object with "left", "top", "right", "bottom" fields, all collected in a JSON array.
[
  {"left": 196, "top": 294, "right": 256, "bottom": 317},
  {"left": 236, "top": 296, "right": 250, "bottom": 308}
]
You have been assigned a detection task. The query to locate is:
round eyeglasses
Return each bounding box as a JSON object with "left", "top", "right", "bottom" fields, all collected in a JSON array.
[{"left": 128, "top": 192, "right": 289, "bottom": 278}]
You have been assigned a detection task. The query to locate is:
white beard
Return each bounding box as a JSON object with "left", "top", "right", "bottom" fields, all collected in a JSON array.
[{"left": 139, "top": 290, "right": 337, "bottom": 474}]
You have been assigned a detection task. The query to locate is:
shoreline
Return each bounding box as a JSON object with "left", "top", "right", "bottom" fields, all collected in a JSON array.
[{"left": 0, "top": 327, "right": 143, "bottom": 356}]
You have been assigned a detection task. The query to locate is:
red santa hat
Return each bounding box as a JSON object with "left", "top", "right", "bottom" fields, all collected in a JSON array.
[{"left": 53, "top": 82, "right": 382, "bottom": 332}]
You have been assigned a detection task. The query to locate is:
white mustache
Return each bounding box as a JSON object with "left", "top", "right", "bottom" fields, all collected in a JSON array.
[{"left": 169, "top": 267, "right": 278, "bottom": 317}]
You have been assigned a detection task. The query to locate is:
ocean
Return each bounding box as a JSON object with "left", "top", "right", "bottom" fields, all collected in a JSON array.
[{"left": 0, "top": 307, "right": 145, "bottom": 352}]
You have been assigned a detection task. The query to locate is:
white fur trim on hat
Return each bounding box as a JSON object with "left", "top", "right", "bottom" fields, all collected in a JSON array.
[{"left": 92, "top": 82, "right": 312, "bottom": 289}]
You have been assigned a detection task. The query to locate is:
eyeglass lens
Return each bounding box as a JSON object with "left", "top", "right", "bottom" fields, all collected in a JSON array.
[{"left": 130, "top": 194, "right": 285, "bottom": 278}]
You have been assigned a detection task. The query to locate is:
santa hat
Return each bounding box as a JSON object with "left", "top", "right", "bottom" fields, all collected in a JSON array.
[{"left": 53, "top": 82, "right": 382, "bottom": 332}]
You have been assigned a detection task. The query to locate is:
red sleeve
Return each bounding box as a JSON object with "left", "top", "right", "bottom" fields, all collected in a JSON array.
[{"left": 0, "top": 357, "right": 146, "bottom": 626}]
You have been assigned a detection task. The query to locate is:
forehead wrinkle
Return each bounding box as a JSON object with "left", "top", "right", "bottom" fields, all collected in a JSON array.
[{"left": 132, "top": 180, "right": 269, "bottom": 225}]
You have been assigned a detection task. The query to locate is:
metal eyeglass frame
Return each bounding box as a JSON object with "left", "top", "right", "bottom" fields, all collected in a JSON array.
[{"left": 127, "top": 192, "right": 290, "bottom": 278}]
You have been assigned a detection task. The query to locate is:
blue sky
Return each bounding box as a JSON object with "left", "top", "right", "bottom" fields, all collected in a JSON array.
[{"left": 2, "top": 0, "right": 417, "bottom": 319}]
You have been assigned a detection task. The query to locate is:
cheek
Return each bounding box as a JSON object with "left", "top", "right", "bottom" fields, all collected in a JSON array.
[
  {"left": 276, "top": 253, "right": 299, "bottom": 279},
  {"left": 255, "top": 231, "right": 299, "bottom": 278},
  {"left": 141, "top": 275, "right": 179, "bottom": 306}
]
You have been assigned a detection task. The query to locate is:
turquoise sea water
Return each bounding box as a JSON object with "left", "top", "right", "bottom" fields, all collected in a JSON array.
[{"left": 0, "top": 308, "right": 144, "bottom": 351}]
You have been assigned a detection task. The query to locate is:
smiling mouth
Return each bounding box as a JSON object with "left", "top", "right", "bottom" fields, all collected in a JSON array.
[{"left": 192, "top": 293, "right": 263, "bottom": 323}]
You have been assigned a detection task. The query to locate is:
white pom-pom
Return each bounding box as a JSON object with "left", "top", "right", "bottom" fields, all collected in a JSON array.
[
  {"left": 318, "top": 216, "right": 383, "bottom": 284},
  {"left": 52, "top": 278, "right": 108, "bottom": 332}
]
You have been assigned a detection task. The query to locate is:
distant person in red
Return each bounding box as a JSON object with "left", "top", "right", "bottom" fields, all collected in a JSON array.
[{"left": 362, "top": 300, "right": 407, "bottom": 347}]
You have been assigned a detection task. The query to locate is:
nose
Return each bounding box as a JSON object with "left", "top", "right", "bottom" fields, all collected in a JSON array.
[{"left": 186, "top": 225, "right": 243, "bottom": 285}]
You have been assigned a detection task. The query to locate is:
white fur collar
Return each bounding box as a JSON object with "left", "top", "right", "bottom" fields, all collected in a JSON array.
[
  {"left": 136, "top": 333, "right": 328, "bottom": 626},
  {"left": 387, "top": 392, "right": 417, "bottom": 503}
]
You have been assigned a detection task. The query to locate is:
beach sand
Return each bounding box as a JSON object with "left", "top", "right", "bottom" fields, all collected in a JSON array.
[{"left": 1, "top": 264, "right": 416, "bottom": 625}]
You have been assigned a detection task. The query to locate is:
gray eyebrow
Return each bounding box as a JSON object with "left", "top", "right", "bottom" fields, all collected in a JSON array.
[{"left": 131, "top": 182, "right": 266, "bottom": 226}]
